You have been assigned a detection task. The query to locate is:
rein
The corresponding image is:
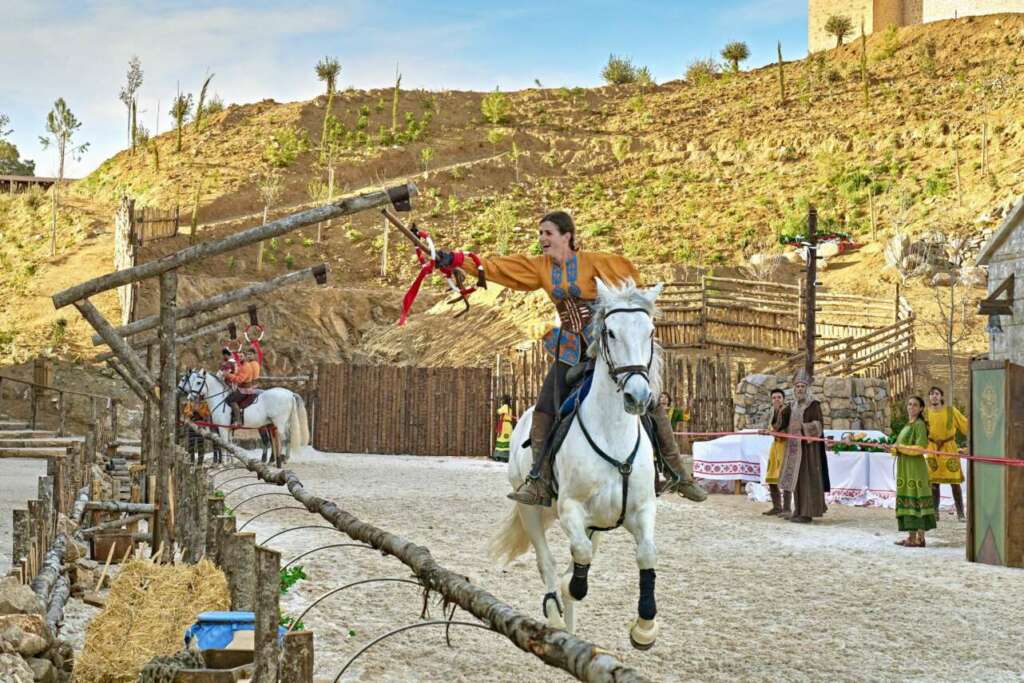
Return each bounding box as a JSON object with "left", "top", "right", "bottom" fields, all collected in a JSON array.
[{"left": 575, "top": 305, "right": 652, "bottom": 533}]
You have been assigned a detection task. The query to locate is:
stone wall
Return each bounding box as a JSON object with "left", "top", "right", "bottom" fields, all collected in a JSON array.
[
  {"left": 735, "top": 374, "right": 892, "bottom": 433},
  {"left": 808, "top": 0, "right": 1024, "bottom": 52}
]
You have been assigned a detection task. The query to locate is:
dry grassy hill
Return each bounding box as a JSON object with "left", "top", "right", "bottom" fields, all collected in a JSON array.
[{"left": 3, "top": 14, "right": 1021, "bottom": 397}]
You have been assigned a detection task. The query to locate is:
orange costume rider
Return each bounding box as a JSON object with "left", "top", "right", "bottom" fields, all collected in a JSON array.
[
  {"left": 437, "top": 210, "right": 707, "bottom": 507},
  {"left": 225, "top": 347, "right": 261, "bottom": 425}
]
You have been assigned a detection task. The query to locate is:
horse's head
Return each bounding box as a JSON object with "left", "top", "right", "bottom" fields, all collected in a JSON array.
[
  {"left": 590, "top": 278, "right": 663, "bottom": 416},
  {"left": 178, "top": 368, "right": 208, "bottom": 401}
]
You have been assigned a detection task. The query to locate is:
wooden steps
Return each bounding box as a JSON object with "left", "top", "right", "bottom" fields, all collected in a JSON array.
[
  {"left": 0, "top": 437, "right": 85, "bottom": 448},
  {"left": 0, "top": 430, "right": 58, "bottom": 439},
  {"left": 0, "top": 447, "right": 72, "bottom": 459}
]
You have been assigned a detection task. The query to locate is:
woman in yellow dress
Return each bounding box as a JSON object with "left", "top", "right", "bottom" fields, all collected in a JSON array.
[
  {"left": 925, "top": 386, "right": 969, "bottom": 522},
  {"left": 762, "top": 389, "right": 792, "bottom": 516},
  {"left": 493, "top": 396, "right": 514, "bottom": 462}
]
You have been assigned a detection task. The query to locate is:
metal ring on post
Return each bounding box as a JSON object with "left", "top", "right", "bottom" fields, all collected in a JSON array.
[
  {"left": 237, "top": 506, "right": 307, "bottom": 532},
  {"left": 230, "top": 491, "right": 296, "bottom": 513},
  {"left": 289, "top": 578, "right": 423, "bottom": 634},
  {"left": 282, "top": 543, "right": 380, "bottom": 570},
  {"left": 258, "top": 524, "right": 339, "bottom": 547},
  {"left": 244, "top": 324, "right": 264, "bottom": 343},
  {"left": 333, "top": 620, "right": 495, "bottom": 682}
]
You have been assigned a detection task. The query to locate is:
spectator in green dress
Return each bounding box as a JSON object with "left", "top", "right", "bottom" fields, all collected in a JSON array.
[{"left": 892, "top": 395, "right": 936, "bottom": 548}]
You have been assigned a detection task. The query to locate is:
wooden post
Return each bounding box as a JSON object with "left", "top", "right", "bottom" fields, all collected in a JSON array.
[
  {"left": 157, "top": 270, "right": 178, "bottom": 560},
  {"left": 75, "top": 298, "right": 158, "bottom": 393},
  {"left": 223, "top": 532, "right": 257, "bottom": 610},
  {"left": 12, "top": 509, "right": 29, "bottom": 569},
  {"left": 804, "top": 205, "right": 818, "bottom": 377},
  {"left": 29, "top": 384, "right": 38, "bottom": 430},
  {"left": 254, "top": 546, "right": 281, "bottom": 682},
  {"left": 281, "top": 631, "right": 315, "bottom": 683},
  {"left": 894, "top": 283, "right": 901, "bottom": 323},
  {"left": 111, "top": 399, "right": 120, "bottom": 441},
  {"left": 868, "top": 184, "right": 877, "bottom": 241},
  {"left": 381, "top": 215, "right": 389, "bottom": 277},
  {"left": 205, "top": 496, "right": 226, "bottom": 563},
  {"left": 57, "top": 391, "right": 66, "bottom": 437}
]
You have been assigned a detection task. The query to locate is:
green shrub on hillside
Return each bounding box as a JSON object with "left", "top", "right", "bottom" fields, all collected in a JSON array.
[
  {"left": 263, "top": 127, "right": 309, "bottom": 168},
  {"left": 481, "top": 90, "right": 510, "bottom": 125},
  {"left": 875, "top": 24, "right": 900, "bottom": 61},
  {"left": 685, "top": 59, "right": 719, "bottom": 86},
  {"left": 602, "top": 54, "right": 641, "bottom": 85}
]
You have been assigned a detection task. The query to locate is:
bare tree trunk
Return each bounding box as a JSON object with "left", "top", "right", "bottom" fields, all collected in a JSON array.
[{"left": 258, "top": 205, "right": 269, "bottom": 271}]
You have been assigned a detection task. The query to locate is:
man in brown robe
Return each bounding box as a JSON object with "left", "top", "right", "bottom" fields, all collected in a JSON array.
[{"left": 778, "top": 370, "right": 831, "bottom": 523}]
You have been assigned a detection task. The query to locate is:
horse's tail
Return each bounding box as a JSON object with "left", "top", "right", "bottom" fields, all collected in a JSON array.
[
  {"left": 295, "top": 394, "right": 310, "bottom": 446},
  {"left": 488, "top": 506, "right": 533, "bottom": 565},
  {"left": 288, "top": 395, "right": 305, "bottom": 453}
]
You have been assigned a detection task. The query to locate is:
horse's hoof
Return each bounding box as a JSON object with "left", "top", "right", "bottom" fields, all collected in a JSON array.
[{"left": 629, "top": 618, "right": 658, "bottom": 651}]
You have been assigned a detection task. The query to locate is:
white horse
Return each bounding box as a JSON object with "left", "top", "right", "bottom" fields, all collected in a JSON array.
[
  {"left": 489, "top": 279, "right": 663, "bottom": 649},
  {"left": 179, "top": 368, "right": 310, "bottom": 465}
]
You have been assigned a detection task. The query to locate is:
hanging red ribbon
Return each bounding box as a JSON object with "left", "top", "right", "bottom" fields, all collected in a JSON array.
[{"left": 398, "top": 228, "right": 484, "bottom": 326}]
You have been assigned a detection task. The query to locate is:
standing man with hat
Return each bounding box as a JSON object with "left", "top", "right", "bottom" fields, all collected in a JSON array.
[{"left": 778, "top": 370, "right": 831, "bottom": 523}]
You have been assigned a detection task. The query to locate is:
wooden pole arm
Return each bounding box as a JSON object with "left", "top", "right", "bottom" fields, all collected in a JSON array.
[{"left": 53, "top": 183, "right": 416, "bottom": 309}]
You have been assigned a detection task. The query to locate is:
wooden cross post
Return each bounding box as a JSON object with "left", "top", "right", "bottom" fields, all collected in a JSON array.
[
  {"left": 804, "top": 205, "right": 818, "bottom": 378},
  {"left": 157, "top": 270, "right": 178, "bottom": 560}
]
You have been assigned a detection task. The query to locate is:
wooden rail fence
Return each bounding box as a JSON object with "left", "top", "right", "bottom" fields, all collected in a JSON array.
[{"left": 314, "top": 363, "right": 491, "bottom": 457}]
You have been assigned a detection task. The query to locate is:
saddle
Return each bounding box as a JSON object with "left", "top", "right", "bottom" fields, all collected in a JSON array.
[{"left": 236, "top": 392, "right": 260, "bottom": 410}]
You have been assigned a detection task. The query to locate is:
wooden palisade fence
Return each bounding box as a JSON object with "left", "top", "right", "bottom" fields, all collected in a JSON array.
[
  {"left": 114, "top": 197, "right": 182, "bottom": 325},
  {"left": 315, "top": 363, "right": 491, "bottom": 457}
]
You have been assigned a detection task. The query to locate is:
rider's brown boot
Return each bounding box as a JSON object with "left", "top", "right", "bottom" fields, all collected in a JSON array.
[
  {"left": 230, "top": 403, "right": 241, "bottom": 427},
  {"left": 508, "top": 411, "right": 555, "bottom": 507},
  {"left": 652, "top": 404, "right": 708, "bottom": 503}
]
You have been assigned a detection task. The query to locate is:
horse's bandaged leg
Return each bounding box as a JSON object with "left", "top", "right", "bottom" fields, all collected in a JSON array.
[
  {"left": 638, "top": 568, "right": 657, "bottom": 620},
  {"left": 569, "top": 562, "right": 590, "bottom": 601}
]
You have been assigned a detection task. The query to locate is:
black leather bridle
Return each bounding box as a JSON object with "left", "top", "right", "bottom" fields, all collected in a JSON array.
[{"left": 598, "top": 307, "right": 655, "bottom": 392}]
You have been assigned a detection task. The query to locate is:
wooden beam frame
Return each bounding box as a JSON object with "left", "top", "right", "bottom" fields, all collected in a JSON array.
[
  {"left": 94, "top": 303, "right": 254, "bottom": 362},
  {"left": 74, "top": 299, "right": 157, "bottom": 395},
  {"left": 53, "top": 183, "right": 416, "bottom": 309},
  {"left": 92, "top": 264, "right": 328, "bottom": 346}
]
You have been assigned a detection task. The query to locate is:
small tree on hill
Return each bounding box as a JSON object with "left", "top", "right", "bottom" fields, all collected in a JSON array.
[
  {"left": 315, "top": 56, "right": 341, "bottom": 162},
  {"left": 825, "top": 15, "right": 854, "bottom": 47},
  {"left": 39, "top": 98, "right": 88, "bottom": 256},
  {"left": 119, "top": 56, "right": 143, "bottom": 151},
  {"left": 257, "top": 168, "right": 283, "bottom": 270},
  {"left": 721, "top": 41, "right": 750, "bottom": 72},
  {"left": 193, "top": 73, "right": 215, "bottom": 134},
  {"left": 602, "top": 54, "right": 639, "bottom": 85},
  {"left": 170, "top": 90, "right": 193, "bottom": 153},
  {"left": 481, "top": 89, "right": 510, "bottom": 125}
]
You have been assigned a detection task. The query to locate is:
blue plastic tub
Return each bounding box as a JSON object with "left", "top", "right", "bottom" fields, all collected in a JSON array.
[{"left": 184, "top": 611, "right": 286, "bottom": 649}]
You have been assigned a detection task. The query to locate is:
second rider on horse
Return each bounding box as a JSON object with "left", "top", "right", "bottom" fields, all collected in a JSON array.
[
  {"left": 223, "top": 346, "right": 262, "bottom": 426},
  {"left": 437, "top": 210, "right": 707, "bottom": 507}
]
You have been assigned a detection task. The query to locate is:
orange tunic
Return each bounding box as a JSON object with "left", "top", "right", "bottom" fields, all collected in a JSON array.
[
  {"left": 481, "top": 251, "right": 641, "bottom": 302},
  {"left": 225, "top": 360, "right": 259, "bottom": 388},
  {"left": 481, "top": 251, "right": 641, "bottom": 365}
]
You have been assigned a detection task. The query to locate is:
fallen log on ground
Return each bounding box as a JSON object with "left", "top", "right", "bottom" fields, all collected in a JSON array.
[
  {"left": 80, "top": 513, "right": 151, "bottom": 537},
  {"left": 192, "top": 423, "right": 651, "bottom": 683},
  {"left": 31, "top": 486, "right": 89, "bottom": 632}
]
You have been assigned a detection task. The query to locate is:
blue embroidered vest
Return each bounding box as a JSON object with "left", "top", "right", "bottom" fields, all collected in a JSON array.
[{"left": 542, "top": 254, "right": 594, "bottom": 366}]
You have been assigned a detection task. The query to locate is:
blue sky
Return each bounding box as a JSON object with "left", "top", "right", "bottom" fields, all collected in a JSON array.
[{"left": 1, "top": 0, "right": 806, "bottom": 177}]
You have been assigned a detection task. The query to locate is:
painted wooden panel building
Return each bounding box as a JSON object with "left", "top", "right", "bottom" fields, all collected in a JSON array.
[{"left": 977, "top": 198, "right": 1024, "bottom": 365}]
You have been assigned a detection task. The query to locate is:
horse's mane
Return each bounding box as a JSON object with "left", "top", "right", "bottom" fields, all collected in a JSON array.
[{"left": 587, "top": 279, "right": 663, "bottom": 398}]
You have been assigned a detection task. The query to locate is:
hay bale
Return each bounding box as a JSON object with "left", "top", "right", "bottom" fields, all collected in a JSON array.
[{"left": 74, "top": 559, "right": 229, "bottom": 682}]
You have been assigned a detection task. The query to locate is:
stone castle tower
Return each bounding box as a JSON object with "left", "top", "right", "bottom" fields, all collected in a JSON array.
[{"left": 808, "top": 0, "right": 1024, "bottom": 52}]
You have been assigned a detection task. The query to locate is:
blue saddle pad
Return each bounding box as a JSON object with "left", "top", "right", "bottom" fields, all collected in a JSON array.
[{"left": 559, "top": 373, "right": 593, "bottom": 416}]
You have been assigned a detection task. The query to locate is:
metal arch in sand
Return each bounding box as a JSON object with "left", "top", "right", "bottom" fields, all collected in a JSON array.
[
  {"left": 210, "top": 466, "right": 249, "bottom": 482},
  {"left": 216, "top": 473, "right": 258, "bottom": 489},
  {"left": 289, "top": 578, "right": 424, "bottom": 635},
  {"left": 282, "top": 543, "right": 381, "bottom": 570},
  {"left": 258, "top": 524, "right": 340, "bottom": 546},
  {"left": 333, "top": 620, "right": 496, "bottom": 682},
  {"left": 222, "top": 480, "right": 276, "bottom": 498},
  {"left": 237, "top": 506, "right": 308, "bottom": 532},
  {"left": 230, "top": 491, "right": 296, "bottom": 513}
]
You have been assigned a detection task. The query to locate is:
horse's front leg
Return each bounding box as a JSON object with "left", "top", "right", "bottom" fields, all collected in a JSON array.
[
  {"left": 558, "top": 500, "right": 593, "bottom": 634},
  {"left": 626, "top": 502, "right": 659, "bottom": 650}
]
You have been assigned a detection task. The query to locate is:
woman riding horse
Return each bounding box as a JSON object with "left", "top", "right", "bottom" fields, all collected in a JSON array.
[{"left": 437, "top": 211, "right": 706, "bottom": 506}]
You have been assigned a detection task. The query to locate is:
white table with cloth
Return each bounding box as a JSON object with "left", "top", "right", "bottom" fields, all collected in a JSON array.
[{"left": 691, "top": 429, "right": 967, "bottom": 509}]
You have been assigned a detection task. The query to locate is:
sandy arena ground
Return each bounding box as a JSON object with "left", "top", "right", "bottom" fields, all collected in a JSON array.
[
  {"left": 225, "top": 448, "right": 1024, "bottom": 683},
  {"left": 1, "top": 458, "right": 49, "bottom": 568}
]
